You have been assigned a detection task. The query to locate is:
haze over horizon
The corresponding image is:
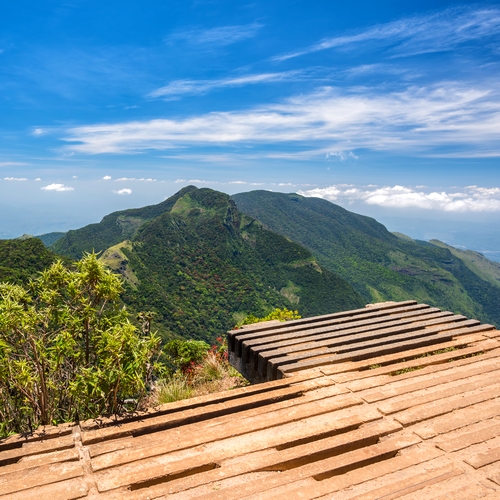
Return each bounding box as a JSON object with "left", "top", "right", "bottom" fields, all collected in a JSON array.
[{"left": 1, "top": 1, "right": 500, "bottom": 259}]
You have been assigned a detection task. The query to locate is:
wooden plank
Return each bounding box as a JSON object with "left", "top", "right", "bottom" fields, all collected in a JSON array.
[
  {"left": 228, "top": 301, "right": 419, "bottom": 353},
  {"left": 191, "top": 434, "right": 421, "bottom": 500},
  {"left": 0, "top": 461, "right": 84, "bottom": 496},
  {"left": 433, "top": 419, "right": 500, "bottom": 453},
  {"left": 465, "top": 444, "right": 500, "bottom": 469},
  {"left": 97, "top": 406, "right": 384, "bottom": 499},
  {"left": 394, "top": 383, "right": 500, "bottom": 427},
  {"left": 344, "top": 464, "right": 464, "bottom": 500},
  {"left": 82, "top": 382, "right": 311, "bottom": 445},
  {"left": 228, "top": 446, "right": 445, "bottom": 500},
  {"left": 0, "top": 478, "right": 88, "bottom": 500},
  {"left": 375, "top": 368, "right": 500, "bottom": 414},
  {"left": 258, "top": 313, "right": 468, "bottom": 371},
  {"left": 412, "top": 397, "right": 500, "bottom": 440},
  {"left": 240, "top": 307, "right": 443, "bottom": 362},
  {"left": 279, "top": 325, "right": 495, "bottom": 378},
  {"left": 90, "top": 395, "right": 365, "bottom": 473},
  {"left": 318, "top": 330, "right": 496, "bottom": 379},
  {"left": 343, "top": 341, "right": 500, "bottom": 391}
]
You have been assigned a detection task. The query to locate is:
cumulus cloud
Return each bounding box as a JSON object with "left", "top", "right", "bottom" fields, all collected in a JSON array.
[
  {"left": 298, "top": 185, "right": 500, "bottom": 212},
  {"left": 102, "top": 175, "right": 111, "bottom": 180},
  {"left": 3, "top": 177, "right": 27, "bottom": 181},
  {"left": 62, "top": 83, "right": 500, "bottom": 158},
  {"left": 41, "top": 183, "right": 74, "bottom": 191},
  {"left": 113, "top": 188, "right": 132, "bottom": 195}
]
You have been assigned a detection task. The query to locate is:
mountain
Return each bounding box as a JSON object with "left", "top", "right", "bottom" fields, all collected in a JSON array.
[
  {"left": 51, "top": 187, "right": 364, "bottom": 341},
  {"left": 232, "top": 190, "right": 500, "bottom": 328},
  {"left": 36, "top": 232, "right": 66, "bottom": 247},
  {"left": 0, "top": 238, "right": 59, "bottom": 284},
  {"left": 50, "top": 186, "right": 196, "bottom": 259}
]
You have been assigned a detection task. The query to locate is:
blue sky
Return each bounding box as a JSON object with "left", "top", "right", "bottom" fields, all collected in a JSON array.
[{"left": 1, "top": 1, "right": 500, "bottom": 258}]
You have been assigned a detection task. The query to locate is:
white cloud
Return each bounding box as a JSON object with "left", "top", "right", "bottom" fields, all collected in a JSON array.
[
  {"left": 35, "top": 177, "right": 41, "bottom": 181},
  {"left": 149, "top": 71, "right": 302, "bottom": 98},
  {"left": 273, "top": 6, "right": 500, "bottom": 61},
  {"left": 326, "top": 151, "right": 358, "bottom": 161},
  {"left": 4, "top": 177, "right": 27, "bottom": 181},
  {"left": 167, "top": 23, "right": 263, "bottom": 47},
  {"left": 0, "top": 162, "right": 28, "bottom": 167},
  {"left": 41, "top": 183, "right": 74, "bottom": 191},
  {"left": 298, "top": 185, "right": 500, "bottom": 212},
  {"left": 102, "top": 175, "right": 112, "bottom": 180},
  {"left": 62, "top": 83, "right": 500, "bottom": 158},
  {"left": 32, "top": 128, "right": 45, "bottom": 136},
  {"left": 72, "top": 175, "right": 78, "bottom": 178},
  {"left": 115, "top": 177, "right": 156, "bottom": 182},
  {"left": 113, "top": 188, "right": 132, "bottom": 195}
]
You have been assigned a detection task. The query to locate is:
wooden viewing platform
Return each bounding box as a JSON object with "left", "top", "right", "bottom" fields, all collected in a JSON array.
[{"left": 2, "top": 301, "right": 500, "bottom": 499}]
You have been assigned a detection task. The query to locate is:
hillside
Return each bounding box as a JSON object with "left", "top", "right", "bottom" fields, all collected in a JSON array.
[
  {"left": 36, "top": 232, "right": 66, "bottom": 247},
  {"left": 232, "top": 190, "right": 500, "bottom": 328},
  {"left": 52, "top": 187, "right": 364, "bottom": 342},
  {"left": 0, "top": 238, "right": 59, "bottom": 284},
  {"left": 50, "top": 186, "right": 197, "bottom": 259}
]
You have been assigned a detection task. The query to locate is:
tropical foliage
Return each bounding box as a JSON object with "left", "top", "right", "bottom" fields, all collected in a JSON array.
[{"left": 0, "top": 253, "right": 160, "bottom": 437}]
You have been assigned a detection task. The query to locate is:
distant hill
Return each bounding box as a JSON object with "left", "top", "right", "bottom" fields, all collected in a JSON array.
[
  {"left": 0, "top": 238, "right": 59, "bottom": 284},
  {"left": 429, "top": 239, "right": 500, "bottom": 290},
  {"left": 232, "top": 190, "right": 500, "bottom": 328},
  {"left": 52, "top": 187, "right": 364, "bottom": 341},
  {"left": 36, "top": 232, "right": 66, "bottom": 247}
]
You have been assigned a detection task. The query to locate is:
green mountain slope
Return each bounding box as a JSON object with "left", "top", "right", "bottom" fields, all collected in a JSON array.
[
  {"left": 0, "top": 238, "right": 59, "bottom": 284},
  {"left": 429, "top": 239, "right": 500, "bottom": 289},
  {"left": 53, "top": 187, "right": 364, "bottom": 342},
  {"left": 232, "top": 190, "right": 500, "bottom": 327},
  {"left": 50, "top": 185, "right": 198, "bottom": 259},
  {"left": 36, "top": 232, "right": 66, "bottom": 247}
]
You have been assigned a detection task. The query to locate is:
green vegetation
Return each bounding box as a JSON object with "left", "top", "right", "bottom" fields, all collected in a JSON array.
[
  {"left": 429, "top": 239, "right": 500, "bottom": 289},
  {"left": 233, "top": 190, "right": 500, "bottom": 328},
  {"left": 36, "top": 232, "right": 66, "bottom": 247},
  {"left": 0, "top": 254, "right": 160, "bottom": 437},
  {"left": 153, "top": 335, "right": 247, "bottom": 405},
  {"left": 52, "top": 187, "right": 364, "bottom": 343},
  {"left": 0, "top": 238, "right": 59, "bottom": 284},
  {"left": 50, "top": 186, "right": 196, "bottom": 259},
  {"left": 238, "top": 307, "right": 301, "bottom": 326}
]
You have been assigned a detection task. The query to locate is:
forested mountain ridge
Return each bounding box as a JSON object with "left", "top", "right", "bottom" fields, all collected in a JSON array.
[
  {"left": 232, "top": 190, "right": 500, "bottom": 328},
  {"left": 0, "top": 238, "right": 60, "bottom": 284},
  {"left": 50, "top": 187, "right": 364, "bottom": 341},
  {"left": 50, "top": 185, "right": 198, "bottom": 259}
]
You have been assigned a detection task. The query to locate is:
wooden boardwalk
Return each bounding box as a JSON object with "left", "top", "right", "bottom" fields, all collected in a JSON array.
[{"left": 2, "top": 301, "right": 500, "bottom": 499}]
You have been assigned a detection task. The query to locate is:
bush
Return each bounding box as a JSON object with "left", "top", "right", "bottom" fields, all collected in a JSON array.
[
  {"left": 238, "top": 307, "right": 301, "bottom": 326},
  {"left": 163, "top": 339, "right": 210, "bottom": 373},
  {"left": 0, "top": 253, "right": 160, "bottom": 437}
]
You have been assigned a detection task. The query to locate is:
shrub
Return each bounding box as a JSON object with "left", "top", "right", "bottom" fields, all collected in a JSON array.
[{"left": 0, "top": 253, "right": 160, "bottom": 437}]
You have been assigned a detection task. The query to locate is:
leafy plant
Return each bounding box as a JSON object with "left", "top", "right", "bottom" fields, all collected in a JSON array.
[
  {"left": 0, "top": 253, "right": 160, "bottom": 437},
  {"left": 238, "top": 307, "right": 301, "bottom": 326},
  {"left": 163, "top": 339, "right": 210, "bottom": 372}
]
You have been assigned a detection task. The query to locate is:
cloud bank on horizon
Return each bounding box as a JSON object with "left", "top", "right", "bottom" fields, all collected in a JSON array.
[{"left": 1, "top": 0, "right": 500, "bottom": 242}]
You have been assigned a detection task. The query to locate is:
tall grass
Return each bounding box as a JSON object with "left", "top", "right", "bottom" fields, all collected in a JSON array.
[{"left": 153, "top": 351, "right": 247, "bottom": 405}]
